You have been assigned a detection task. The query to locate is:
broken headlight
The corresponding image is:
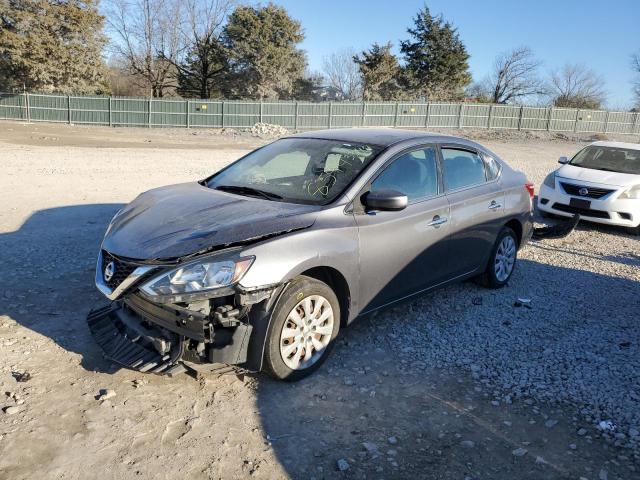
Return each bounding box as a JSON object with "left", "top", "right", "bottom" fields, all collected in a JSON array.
[{"left": 140, "top": 256, "right": 254, "bottom": 302}]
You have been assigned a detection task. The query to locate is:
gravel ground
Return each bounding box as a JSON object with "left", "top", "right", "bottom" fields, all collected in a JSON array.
[{"left": 0, "top": 121, "right": 639, "bottom": 479}]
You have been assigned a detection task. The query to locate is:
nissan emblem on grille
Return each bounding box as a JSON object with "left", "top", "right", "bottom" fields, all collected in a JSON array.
[
  {"left": 104, "top": 261, "right": 115, "bottom": 282},
  {"left": 579, "top": 187, "right": 589, "bottom": 196}
]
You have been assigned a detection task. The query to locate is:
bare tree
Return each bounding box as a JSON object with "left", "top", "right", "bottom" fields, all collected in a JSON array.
[
  {"left": 632, "top": 52, "right": 640, "bottom": 108},
  {"left": 484, "top": 47, "right": 545, "bottom": 104},
  {"left": 548, "top": 63, "right": 606, "bottom": 109},
  {"left": 173, "top": 0, "right": 237, "bottom": 98},
  {"left": 322, "top": 48, "right": 362, "bottom": 100},
  {"left": 104, "top": 0, "right": 182, "bottom": 97}
]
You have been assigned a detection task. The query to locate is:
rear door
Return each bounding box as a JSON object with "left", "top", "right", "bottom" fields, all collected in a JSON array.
[
  {"left": 354, "top": 145, "right": 451, "bottom": 313},
  {"left": 440, "top": 146, "right": 505, "bottom": 276}
]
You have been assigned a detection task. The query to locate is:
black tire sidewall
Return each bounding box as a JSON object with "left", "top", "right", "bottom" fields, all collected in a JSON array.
[
  {"left": 263, "top": 276, "right": 340, "bottom": 381},
  {"left": 486, "top": 227, "right": 518, "bottom": 288}
]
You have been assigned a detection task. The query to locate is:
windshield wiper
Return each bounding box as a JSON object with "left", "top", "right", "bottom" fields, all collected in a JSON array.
[{"left": 214, "top": 184, "right": 283, "bottom": 201}]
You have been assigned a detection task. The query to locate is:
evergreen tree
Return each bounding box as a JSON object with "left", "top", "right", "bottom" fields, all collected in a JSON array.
[
  {"left": 0, "top": 0, "right": 108, "bottom": 93},
  {"left": 176, "top": 39, "right": 228, "bottom": 98},
  {"left": 222, "top": 3, "right": 306, "bottom": 99},
  {"left": 400, "top": 5, "right": 471, "bottom": 100},
  {"left": 354, "top": 42, "right": 402, "bottom": 101}
]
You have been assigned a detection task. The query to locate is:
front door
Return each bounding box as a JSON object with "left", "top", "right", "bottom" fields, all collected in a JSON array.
[{"left": 354, "top": 146, "right": 451, "bottom": 313}]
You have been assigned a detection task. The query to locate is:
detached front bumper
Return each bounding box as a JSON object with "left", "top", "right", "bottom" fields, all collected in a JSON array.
[{"left": 87, "top": 294, "right": 258, "bottom": 374}]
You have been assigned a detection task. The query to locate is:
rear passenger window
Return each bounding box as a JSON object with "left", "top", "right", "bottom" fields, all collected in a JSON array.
[
  {"left": 441, "top": 148, "right": 487, "bottom": 191},
  {"left": 372, "top": 147, "right": 438, "bottom": 201}
]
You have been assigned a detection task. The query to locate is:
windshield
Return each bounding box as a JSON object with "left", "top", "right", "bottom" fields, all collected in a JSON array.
[
  {"left": 570, "top": 145, "right": 640, "bottom": 175},
  {"left": 207, "top": 138, "right": 383, "bottom": 205}
]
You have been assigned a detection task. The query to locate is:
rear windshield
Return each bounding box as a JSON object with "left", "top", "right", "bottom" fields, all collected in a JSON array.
[
  {"left": 207, "top": 138, "right": 382, "bottom": 205},
  {"left": 570, "top": 146, "right": 640, "bottom": 175}
]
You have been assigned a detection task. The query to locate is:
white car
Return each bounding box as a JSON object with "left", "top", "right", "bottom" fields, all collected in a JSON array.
[{"left": 538, "top": 141, "right": 640, "bottom": 235}]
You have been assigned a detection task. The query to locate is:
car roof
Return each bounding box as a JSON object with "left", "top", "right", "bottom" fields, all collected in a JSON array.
[
  {"left": 590, "top": 141, "right": 640, "bottom": 151},
  {"left": 286, "top": 128, "right": 480, "bottom": 149}
]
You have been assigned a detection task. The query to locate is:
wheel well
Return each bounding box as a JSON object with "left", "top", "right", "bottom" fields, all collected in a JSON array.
[
  {"left": 505, "top": 219, "right": 523, "bottom": 246},
  {"left": 300, "top": 267, "right": 350, "bottom": 326}
]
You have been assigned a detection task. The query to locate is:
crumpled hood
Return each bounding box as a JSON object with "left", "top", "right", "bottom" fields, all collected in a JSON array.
[
  {"left": 557, "top": 165, "right": 639, "bottom": 187},
  {"left": 102, "top": 182, "right": 320, "bottom": 260}
]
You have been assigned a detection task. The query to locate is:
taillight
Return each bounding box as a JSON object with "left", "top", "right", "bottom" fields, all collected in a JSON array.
[{"left": 525, "top": 182, "right": 535, "bottom": 199}]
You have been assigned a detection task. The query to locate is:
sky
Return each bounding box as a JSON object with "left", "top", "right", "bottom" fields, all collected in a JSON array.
[{"left": 272, "top": 0, "right": 639, "bottom": 108}]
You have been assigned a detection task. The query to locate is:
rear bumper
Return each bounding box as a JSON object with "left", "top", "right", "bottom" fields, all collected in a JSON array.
[{"left": 538, "top": 184, "right": 639, "bottom": 228}]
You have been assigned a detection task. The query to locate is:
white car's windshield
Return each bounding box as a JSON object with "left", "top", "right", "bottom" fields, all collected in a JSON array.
[
  {"left": 570, "top": 145, "right": 640, "bottom": 175},
  {"left": 207, "top": 138, "right": 382, "bottom": 205}
]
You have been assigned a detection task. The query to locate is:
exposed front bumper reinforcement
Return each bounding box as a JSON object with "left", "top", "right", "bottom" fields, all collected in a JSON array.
[
  {"left": 532, "top": 214, "right": 580, "bottom": 241},
  {"left": 87, "top": 304, "right": 184, "bottom": 375}
]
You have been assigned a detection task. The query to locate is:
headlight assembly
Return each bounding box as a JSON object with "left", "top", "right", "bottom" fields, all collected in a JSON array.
[
  {"left": 542, "top": 171, "right": 556, "bottom": 189},
  {"left": 140, "top": 256, "right": 254, "bottom": 302},
  {"left": 619, "top": 185, "right": 640, "bottom": 199}
]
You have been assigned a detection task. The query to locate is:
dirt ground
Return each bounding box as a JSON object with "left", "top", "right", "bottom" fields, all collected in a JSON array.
[{"left": 0, "top": 121, "right": 638, "bottom": 480}]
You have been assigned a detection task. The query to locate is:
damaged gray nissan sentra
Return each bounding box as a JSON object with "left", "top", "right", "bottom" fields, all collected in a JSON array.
[{"left": 88, "top": 128, "right": 534, "bottom": 380}]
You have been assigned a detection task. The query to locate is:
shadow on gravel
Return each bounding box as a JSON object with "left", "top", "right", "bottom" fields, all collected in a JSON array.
[
  {"left": 254, "top": 259, "right": 639, "bottom": 479},
  {"left": 0, "top": 204, "right": 124, "bottom": 373}
]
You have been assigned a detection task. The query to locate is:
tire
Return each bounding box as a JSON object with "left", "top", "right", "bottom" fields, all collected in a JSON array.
[
  {"left": 626, "top": 225, "right": 640, "bottom": 236},
  {"left": 263, "top": 275, "right": 340, "bottom": 381},
  {"left": 477, "top": 226, "right": 518, "bottom": 289}
]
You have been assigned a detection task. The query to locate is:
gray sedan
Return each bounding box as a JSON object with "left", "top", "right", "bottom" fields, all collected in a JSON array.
[{"left": 88, "top": 129, "right": 534, "bottom": 380}]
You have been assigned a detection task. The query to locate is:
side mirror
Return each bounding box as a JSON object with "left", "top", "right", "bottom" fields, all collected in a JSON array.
[
  {"left": 363, "top": 189, "right": 408, "bottom": 211},
  {"left": 558, "top": 156, "right": 569, "bottom": 164}
]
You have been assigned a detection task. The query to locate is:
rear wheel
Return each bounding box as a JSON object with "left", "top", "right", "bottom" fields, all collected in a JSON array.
[
  {"left": 263, "top": 276, "right": 340, "bottom": 381},
  {"left": 477, "top": 227, "right": 518, "bottom": 289}
]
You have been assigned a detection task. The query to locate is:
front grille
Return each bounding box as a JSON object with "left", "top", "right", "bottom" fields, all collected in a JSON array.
[
  {"left": 560, "top": 182, "right": 614, "bottom": 199},
  {"left": 102, "top": 251, "right": 137, "bottom": 290},
  {"left": 552, "top": 202, "right": 610, "bottom": 219}
]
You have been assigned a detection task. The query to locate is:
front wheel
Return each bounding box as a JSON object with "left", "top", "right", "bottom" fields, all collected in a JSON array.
[
  {"left": 263, "top": 276, "right": 340, "bottom": 381},
  {"left": 477, "top": 226, "right": 518, "bottom": 289}
]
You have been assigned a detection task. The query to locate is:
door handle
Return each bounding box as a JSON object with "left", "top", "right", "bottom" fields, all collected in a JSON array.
[
  {"left": 427, "top": 215, "right": 448, "bottom": 227},
  {"left": 488, "top": 200, "right": 502, "bottom": 210}
]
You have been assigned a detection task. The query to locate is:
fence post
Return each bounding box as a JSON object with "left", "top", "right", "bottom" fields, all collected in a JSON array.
[
  {"left": 259, "top": 101, "right": 263, "bottom": 123},
  {"left": 425, "top": 103, "right": 430, "bottom": 128},
  {"left": 328, "top": 102, "right": 333, "bottom": 129},
  {"left": 458, "top": 103, "right": 464, "bottom": 129},
  {"left": 221, "top": 101, "right": 225, "bottom": 128},
  {"left": 294, "top": 101, "right": 299, "bottom": 131},
  {"left": 573, "top": 109, "right": 580, "bottom": 133},
  {"left": 186, "top": 100, "right": 190, "bottom": 128},
  {"left": 517, "top": 105, "right": 524, "bottom": 130},
  {"left": 546, "top": 106, "right": 553, "bottom": 131},
  {"left": 487, "top": 104, "right": 493, "bottom": 129},
  {"left": 633, "top": 112, "right": 640, "bottom": 140},
  {"left": 67, "top": 95, "right": 71, "bottom": 124},
  {"left": 148, "top": 97, "right": 152, "bottom": 128},
  {"left": 108, "top": 97, "right": 112, "bottom": 127},
  {"left": 393, "top": 102, "right": 400, "bottom": 127},
  {"left": 25, "top": 92, "right": 31, "bottom": 123},
  {"left": 361, "top": 102, "right": 366, "bottom": 127},
  {"left": 603, "top": 110, "right": 609, "bottom": 134}
]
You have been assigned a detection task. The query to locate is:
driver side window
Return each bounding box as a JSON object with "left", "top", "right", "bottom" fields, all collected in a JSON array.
[{"left": 371, "top": 147, "right": 439, "bottom": 201}]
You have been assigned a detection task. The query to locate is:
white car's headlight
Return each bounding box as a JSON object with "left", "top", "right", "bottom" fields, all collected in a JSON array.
[
  {"left": 140, "top": 256, "right": 254, "bottom": 302},
  {"left": 542, "top": 171, "right": 556, "bottom": 189},
  {"left": 619, "top": 185, "right": 640, "bottom": 199}
]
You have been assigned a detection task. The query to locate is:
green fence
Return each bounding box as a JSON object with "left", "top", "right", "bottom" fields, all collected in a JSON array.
[{"left": 1, "top": 92, "right": 639, "bottom": 136}]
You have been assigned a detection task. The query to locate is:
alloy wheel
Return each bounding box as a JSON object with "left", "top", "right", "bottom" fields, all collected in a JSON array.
[{"left": 494, "top": 235, "right": 516, "bottom": 282}]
